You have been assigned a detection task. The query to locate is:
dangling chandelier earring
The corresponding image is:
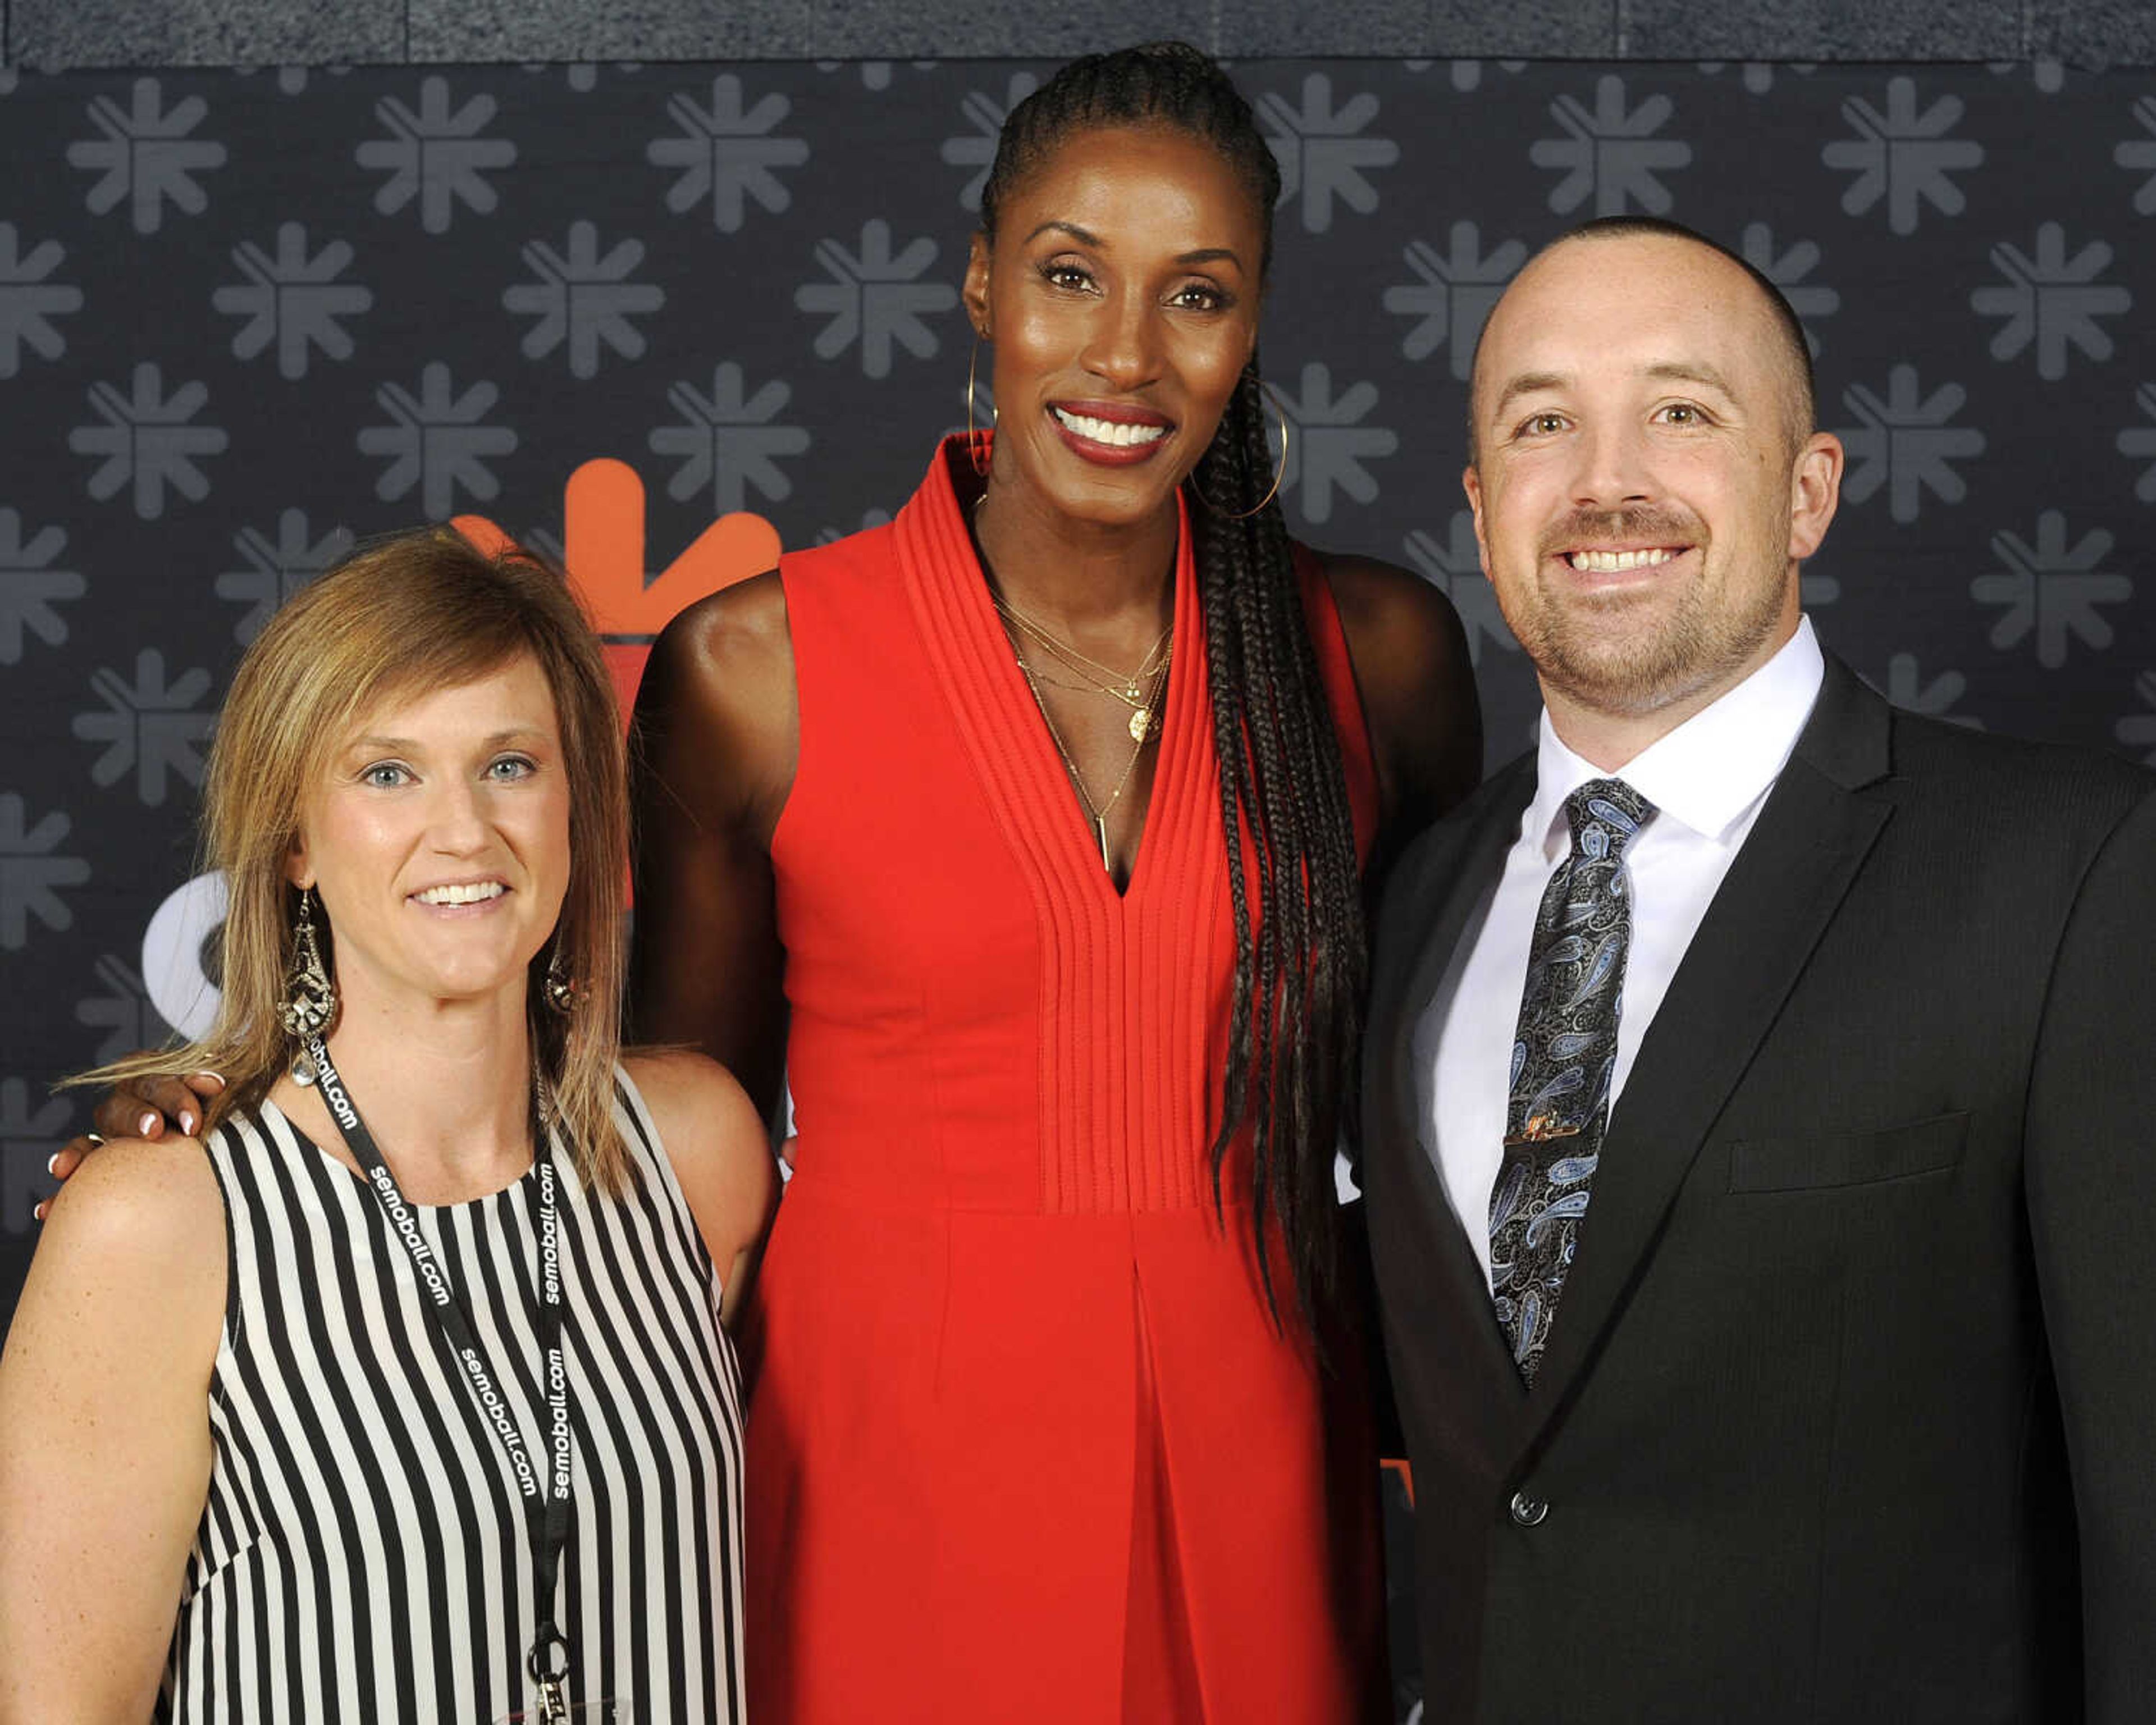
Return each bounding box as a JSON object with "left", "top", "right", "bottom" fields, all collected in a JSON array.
[
  {"left": 965, "top": 335, "right": 997, "bottom": 480},
  {"left": 279, "top": 886, "right": 337, "bottom": 1083},
  {"left": 1193, "top": 384, "right": 1290, "bottom": 522}
]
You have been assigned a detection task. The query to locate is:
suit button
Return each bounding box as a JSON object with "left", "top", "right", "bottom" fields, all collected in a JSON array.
[{"left": 1509, "top": 1490, "right": 1549, "bottom": 1527}]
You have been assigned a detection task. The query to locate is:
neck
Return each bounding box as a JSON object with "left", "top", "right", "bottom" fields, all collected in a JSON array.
[
  {"left": 285, "top": 983, "right": 538, "bottom": 1204},
  {"left": 971, "top": 472, "right": 1179, "bottom": 631}
]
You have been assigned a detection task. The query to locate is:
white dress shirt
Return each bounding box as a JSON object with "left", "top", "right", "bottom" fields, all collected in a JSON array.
[{"left": 1415, "top": 618, "right": 1827, "bottom": 1290}]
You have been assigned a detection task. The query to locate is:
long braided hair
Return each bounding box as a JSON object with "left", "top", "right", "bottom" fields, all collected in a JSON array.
[{"left": 980, "top": 43, "right": 1367, "bottom": 1324}]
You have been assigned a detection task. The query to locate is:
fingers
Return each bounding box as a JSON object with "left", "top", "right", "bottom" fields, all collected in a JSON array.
[
  {"left": 89, "top": 1071, "right": 208, "bottom": 1141},
  {"left": 35, "top": 1132, "right": 104, "bottom": 1221},
  {"left": 93, "top": 1085, "right": 163, "bottom": 1140},
  {"left": 184, "top": 1071, "right": 226, "bottom": 1103},
  {"left": 145, "top": 1075, "right": 205, "bottom": 1138}
]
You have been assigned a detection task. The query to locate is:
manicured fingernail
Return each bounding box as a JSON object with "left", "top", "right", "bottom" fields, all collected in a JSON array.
[
  {"left": 198, "top": 1073, "right": 226, "bottom": 1092},
  {"left": 34, "top": 1202, "right": 47, "bottom": 1222},
  {"left": 45, "top": 1153, "right": 60, "bottom": 1177},
  {"left": 138, "top": 1112, "right": 158, "bottom": 1136},
  {"left": 179, "top": 1110, "right": 198, "bottom": 1135}
]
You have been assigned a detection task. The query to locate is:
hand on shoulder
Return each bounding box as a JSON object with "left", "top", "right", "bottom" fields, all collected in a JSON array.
[
  {"left": 1314, "top": 550, "right": 1484, "bottom": 846},
  {"left": 622, "top": 1049, "right": 778, "bottom": 1325}
]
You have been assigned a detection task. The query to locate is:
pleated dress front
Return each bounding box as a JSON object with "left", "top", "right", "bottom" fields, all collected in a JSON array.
[{"left": 744, "top": 437, "right": 1385, "bottom": 1722}]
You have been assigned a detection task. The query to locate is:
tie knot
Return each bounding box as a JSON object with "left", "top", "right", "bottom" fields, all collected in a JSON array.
[{"left": 1563, "top": 778, "right": 1656, "bottom": 861}]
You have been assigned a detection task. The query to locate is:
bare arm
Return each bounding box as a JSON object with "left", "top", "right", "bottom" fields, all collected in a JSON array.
[
  {"left": 624, "top": 1050, "right": 780, "bottom": 1330},
  {"left": 627, "top": 571, "right": 800, "bottom": 1127},
  {"left": 1318, "top": 551, "right": 1483, "bottom": 874},
  {"left": 0, "top": 1138, "right": 223, "bottom": 1721}
]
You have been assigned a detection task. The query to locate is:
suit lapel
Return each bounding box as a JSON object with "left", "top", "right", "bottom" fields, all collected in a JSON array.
[
  {"left": 1367, "top": 758, "right": 1538, "bottom": 1417},
  {"left": 1519, "top": 658, "right": 1896, "bottom": 1438}
]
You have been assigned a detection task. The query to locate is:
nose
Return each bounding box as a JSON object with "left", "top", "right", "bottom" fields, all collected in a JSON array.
[
  {"left": 426, "top": 776, "right": 491, "bottom": 854},
  {"left": 1079, "top": 288, "right": 1162, "bottom": 394},
  {"left": 1573, "top": 417, "right": 1655, "bottom": 511}
]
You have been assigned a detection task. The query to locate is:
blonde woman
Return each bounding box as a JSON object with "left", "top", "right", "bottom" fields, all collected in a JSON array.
[{"left": 0, "top": 530, "right": 773, "bottom": 1724}]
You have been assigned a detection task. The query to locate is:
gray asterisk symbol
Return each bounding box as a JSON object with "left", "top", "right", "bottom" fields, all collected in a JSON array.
[
  {"left": 216, "top": 509, "right": 355, "bottom": 643},
  {"left": 77, "top": 953, "right": 173, "bottom": 1064},
  {"left": 72, "top": 649, "right": 216, "bottom": 806},
  {"left": 940, "top": 74, "right": 1040, "bottom": 211},
  {"left": 0, "top": 510, "right": 84, "bottom": 663},
  {"left": 505, "top": 221, "right": 665, "bottom": 378},
  {"left": 212, "top": 222, "right": 371, "bottom": 380},
  {"left": 1382, "top": 223, "right": 1527, "bottom": 377},
  {"left": 649, "top": 363, "right": 812, "bottom": 514},
  {"left": 2117, "top": 669, "right": 2156, "bottom": 764},
  {"left": 0, "top": 224, "right": 84, "bottom": 377},
  {"left": 1839, "top": 366, "right": 1986, "bottom": 524},
  {"left": 795, "top": 221, "right": 960, "bottom": 378},
  {"left": 1738, "top": 223, "right": 1838, "bottom": 356},
  {"left": 357, "top": 77, "right": 518, "bottom": 234},
  {"left": 1883, "top": 653, "right": 1983, "bottom": 729},
  {"left": 67, "top": 77, "right": 226, "bottom": 235},
  {"left": 0, "top": 793, "right": 91, "bottom": 949},
  {"left": 648, "top": 76, "right": 810, "bottom": 234},
  {"left": 0, "top": 1079, "right": 75, "bottom": 1231},
  {"left": 2117, "top": 97, "right": 2156, "bottom": 216},
  {"left": 1822, "top": 77, "right": 1983, "bottom": 235},
  {"left": 1258, "top": 75, "right": 1399, "bottom": 233},
  {"left": 1972, "top": 224, "right": 2132, "bottom": 381},
  {"left": 1531, "top": 76, "right": 1692, "bottom": 217},
  {"left": 1274, "top": 361, "right": 1397, "bottom": 525},
  {"left": 359, "top": 363, "right": 519, "bottom": 514},
  {"left": 69, "top": 362, "right": 229, "bottom": 519},
  {"left": 1401, "top": 515, "right": 1518, "bottom": 664},
  {"left": 2120, "top": 382, "right": 2156, "bottom": 503},
  {"left": 1972, "top": 512, "right": 2131, "bottom": 669}
]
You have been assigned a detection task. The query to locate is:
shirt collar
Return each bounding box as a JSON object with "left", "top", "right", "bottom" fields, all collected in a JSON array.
[{"left": 1524, "top": 617, "right": 1827, "bottom": 860}]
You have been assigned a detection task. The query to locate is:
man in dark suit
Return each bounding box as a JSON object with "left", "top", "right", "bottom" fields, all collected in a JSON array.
[{"left": 1363, "top": 215, "right": 2156, "bottom": 1723}]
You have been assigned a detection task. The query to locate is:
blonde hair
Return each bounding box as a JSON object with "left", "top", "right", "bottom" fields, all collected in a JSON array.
[{"left": 76, "top": 527, "right": 632, "bottom": 1191}]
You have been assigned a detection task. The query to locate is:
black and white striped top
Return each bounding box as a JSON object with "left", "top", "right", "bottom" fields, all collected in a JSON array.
[{"left": 161, "top": 1068, "right": 744, "bottom": 1723}]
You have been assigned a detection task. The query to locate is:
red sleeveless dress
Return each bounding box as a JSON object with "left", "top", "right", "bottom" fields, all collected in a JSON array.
[{"left": 744, "top": 439, "right": 1385, "bottom": 1722}]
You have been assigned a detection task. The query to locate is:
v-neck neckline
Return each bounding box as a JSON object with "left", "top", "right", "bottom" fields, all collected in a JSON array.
[{"left": 896, "top": 437, "right": 1204, "bottom": 910}]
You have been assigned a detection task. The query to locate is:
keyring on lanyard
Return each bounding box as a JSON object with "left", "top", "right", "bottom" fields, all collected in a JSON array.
[{"left": 528, "top": 1622, "right": 574, "bottom": 1722}]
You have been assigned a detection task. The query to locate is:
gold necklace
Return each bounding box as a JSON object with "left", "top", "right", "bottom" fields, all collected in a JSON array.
[
  {"left": 1012, "top": 642, "right": 1162, "bottom": 869},
  {"left": 993, "top": 599, "right": 1172, "bottom": 742}
]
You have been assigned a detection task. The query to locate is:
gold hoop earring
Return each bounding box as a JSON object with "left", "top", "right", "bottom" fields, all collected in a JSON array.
[
  {"left": 1200, "top": 385, "right": 1290, "bottom": 522},
  {"left": 965, "top": 337, "right": 995, "bottom": 479}
]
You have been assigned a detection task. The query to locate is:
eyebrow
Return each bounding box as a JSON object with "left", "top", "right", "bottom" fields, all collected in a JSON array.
[
  {"left": 1021, "top": 220, "right": 1245, "bottom": 271},
  {"left": 346, "top": 728, "right": 549, "bottom": 754}
]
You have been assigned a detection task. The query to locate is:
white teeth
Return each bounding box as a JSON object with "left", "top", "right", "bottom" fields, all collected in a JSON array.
[
  {"left": 1052, "top": 407, "right": 1168, "bottom": 448},
  {"left": 415, "top": 882, "right": 505, "bottom": 906},
  {"left": 1568, "top": 547, "right": 1680, "bottom": 573}
]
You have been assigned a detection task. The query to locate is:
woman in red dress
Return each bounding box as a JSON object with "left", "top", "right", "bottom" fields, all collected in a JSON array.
[{"left": 630, "top": 44, "right": 1480, "bottom": 1721}]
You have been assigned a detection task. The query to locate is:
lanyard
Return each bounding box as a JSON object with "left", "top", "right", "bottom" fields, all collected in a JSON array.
[{"left": 303, "top": 1035, "right": 578, "bottom": 1719}]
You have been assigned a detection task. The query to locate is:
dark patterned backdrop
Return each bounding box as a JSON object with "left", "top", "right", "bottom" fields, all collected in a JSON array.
[{"left": 1, "top": 59, "right": 2152, "bottom": 1718}]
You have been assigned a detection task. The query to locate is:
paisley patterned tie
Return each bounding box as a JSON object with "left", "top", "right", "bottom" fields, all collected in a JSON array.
[{"left": 1490, "top": 777, "right": 1657, "bottom": 1384}]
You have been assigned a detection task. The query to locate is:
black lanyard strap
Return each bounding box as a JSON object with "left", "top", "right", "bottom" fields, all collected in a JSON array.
[{"left": 303, "top": 1034, "right": 575, "bottom": 1703}]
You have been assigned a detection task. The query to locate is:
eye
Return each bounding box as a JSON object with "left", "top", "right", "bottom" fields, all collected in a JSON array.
[
  {"left": 485, "top": 754, "right": 537, "bottom": 782},
  {"left": 1167, "top": 281, "right": 1232, "bottom": 312},
  {"left": 1515, "top": 410, "right": 1569, "bottom": 439},
  {"left": 1040, "top": 258, "right": 1097, "bottom": 294},
  {"left": 1656, "top": 401, "right": 1709, "bottom": 427},
  {"left": 360, "top": 761, "right": 412, "bottom": 790}
]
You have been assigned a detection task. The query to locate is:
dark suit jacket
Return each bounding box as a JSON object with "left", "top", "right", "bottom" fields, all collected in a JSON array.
[{"left": 1362, "top": 654, "right": 2156, "bottom": 1724}]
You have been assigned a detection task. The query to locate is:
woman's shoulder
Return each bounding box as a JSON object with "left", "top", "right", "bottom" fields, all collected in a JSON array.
[
  {"left": 618, "top": 1051, "right": 776, "bottom": 1262},
  {"left": 1299, "top": 546, "right": 1484, "bottom": 837},
  {"left": 25, "top": 1131, "right": 226, "bottom": 1345}
]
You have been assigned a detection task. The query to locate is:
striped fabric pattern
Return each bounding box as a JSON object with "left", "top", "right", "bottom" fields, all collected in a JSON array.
[{"left": 161, "top": 1069, "right": 744, "bottom": 1723}]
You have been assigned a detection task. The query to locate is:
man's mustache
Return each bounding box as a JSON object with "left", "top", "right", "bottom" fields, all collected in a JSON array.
[{"left": 1537, "top": 507, "right": 1703, "bottom": 560}]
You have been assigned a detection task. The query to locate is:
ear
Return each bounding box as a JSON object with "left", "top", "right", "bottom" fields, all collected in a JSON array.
[
  {"left": 962, "top": 231, "right": 993, "bottom": 339},
  {"left": 1463, "top": 464, "right": 1492, "bottom": 578},
  {"left": 1787, "top": 430, "right": 1844, "bottom": 563},
  {"left": 284, "top": 830, "right": 313, "bottom": 892}
]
